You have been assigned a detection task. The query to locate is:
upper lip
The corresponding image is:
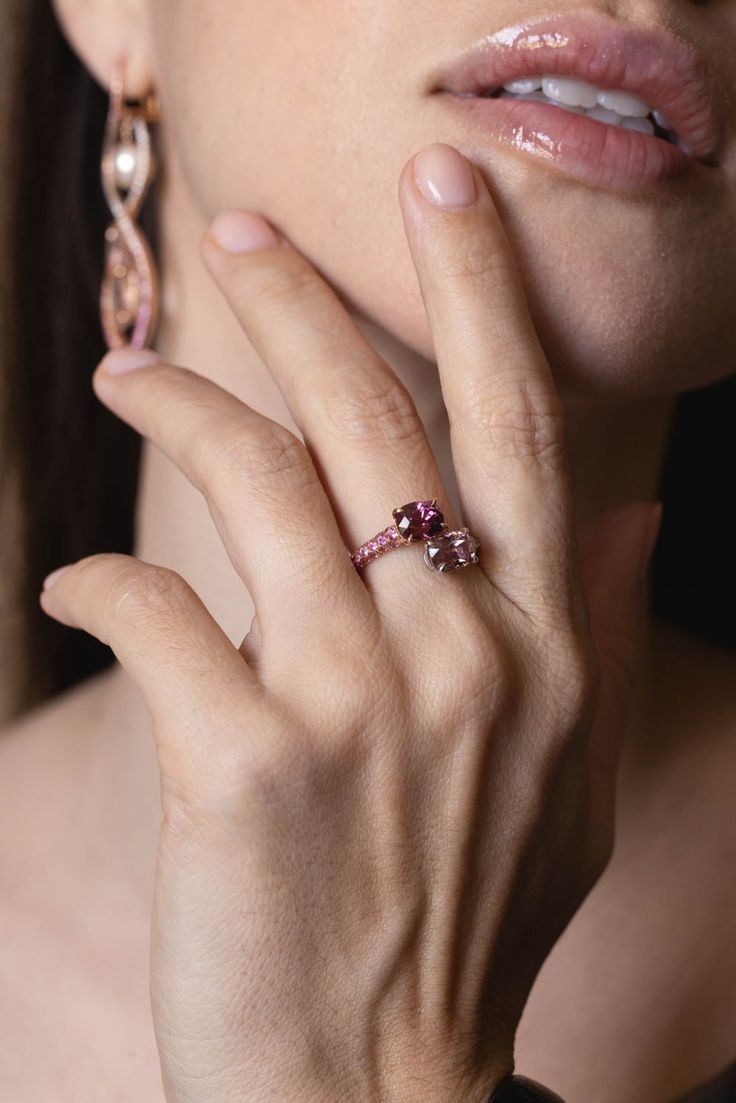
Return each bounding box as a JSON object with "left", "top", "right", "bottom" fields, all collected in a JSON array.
[{"left": 429, "top": 10, "right": 725, "bottom": 161}]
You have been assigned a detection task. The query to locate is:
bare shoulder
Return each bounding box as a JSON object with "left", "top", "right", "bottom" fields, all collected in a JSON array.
[
  {"left": 1, "top": 663, "right": 114, "bottom": 793},
  {"left": 516, "top": 619, "right": 736, "bottom": 1103},
  {"left": 0, "top": 666, "right": 122, "bottom": 887},
  {"left": 0, "top": 667, "right": 164, "bottom": 1102}
]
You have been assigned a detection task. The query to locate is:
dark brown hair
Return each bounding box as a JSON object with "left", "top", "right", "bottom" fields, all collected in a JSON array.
[
  {"left": 1, "top": 0, "right": 159, "bottom": 716},
  {"left": 1, "top": 1, "right": 733, "bottom": 721}
]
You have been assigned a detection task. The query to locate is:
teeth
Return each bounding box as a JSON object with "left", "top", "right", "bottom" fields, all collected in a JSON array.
[
  {"left": 620, "top": 116, "right": 655, "bottom": 135},
  {"left": 499, "top": 88, "right": 587, "bottom": 114},
  {"left": 502, "top": 75, "right": 654, "bottom": 115},
  {"left": 503, "top": 77, "right": 544, "bottom": 95},
  {"left": 595, "top": 88, "right": 651, "bottom": 117},
  {"left": 497, "top": 73, "right": 674, "bottom": 141},
  {"left": 586, "top": 105, "right": 623, "bottom": 125},
  {"left": 541, "top": 76, "right": 599, "bottom": 108}
]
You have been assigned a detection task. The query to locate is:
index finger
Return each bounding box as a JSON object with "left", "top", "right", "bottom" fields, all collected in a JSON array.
[{"left": 398, "top": 142, "right": 582, "bottom": 631}]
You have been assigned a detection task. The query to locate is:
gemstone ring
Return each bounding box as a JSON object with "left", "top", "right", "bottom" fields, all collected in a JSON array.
[{"left": 348, "top": 498, "right": 480, "bottom": 574}]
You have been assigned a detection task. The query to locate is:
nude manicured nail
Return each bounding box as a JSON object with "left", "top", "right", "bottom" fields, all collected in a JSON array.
[
  {"left": 413, "top": 144, "right": 477, "bottom": 209},
  {"left": 100, "top": 347, "right": 163, "bottom": 376},
  {"left": 208, "top": 210, "right": 279, "bottom": 253},
  {"left": 42, "top": 564, "right": 72, "bottom": 591}
]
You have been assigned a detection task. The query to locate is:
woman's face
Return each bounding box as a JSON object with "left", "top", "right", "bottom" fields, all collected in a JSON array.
[{"left": 151, "top": 0, "right": 736, "bottom": 399}]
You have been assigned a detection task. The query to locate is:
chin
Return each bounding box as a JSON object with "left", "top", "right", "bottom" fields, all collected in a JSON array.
[
  {"left": 344, "top": 238, "right": 735, "bottom": 403},
  {"left": 517, "top": 265, "right": 736, "bottom": 400}
]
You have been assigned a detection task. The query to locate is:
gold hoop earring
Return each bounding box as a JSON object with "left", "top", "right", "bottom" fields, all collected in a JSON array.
[{"left": 100, "top": 58, "right": 161, "bottom": 349}]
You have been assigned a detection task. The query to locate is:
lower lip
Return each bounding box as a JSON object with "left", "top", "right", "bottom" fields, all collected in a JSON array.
[{"left": 439, "top": 93, "right": 705, "bottom": 193}]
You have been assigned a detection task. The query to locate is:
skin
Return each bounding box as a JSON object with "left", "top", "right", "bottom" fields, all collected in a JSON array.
[
  {"left": 0, "top": 0, "right": 735, "bottom": 1100},
  {"left": 17, "top": 153, "right": 667, "bottom": 1103}
]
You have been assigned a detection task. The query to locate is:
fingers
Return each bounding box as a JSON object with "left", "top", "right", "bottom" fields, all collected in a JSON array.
[
  {"left": 39, "top": 553, "right": 258, "bottom": 792},
  {"left": 398, "top": 143, "right": 579, "bottom": 628},
  {"left": 92, "top": 351, "right": 361, "bottom": 640},
  {"left": 199, "top": 212, "right": 457, "bottom": 576}
]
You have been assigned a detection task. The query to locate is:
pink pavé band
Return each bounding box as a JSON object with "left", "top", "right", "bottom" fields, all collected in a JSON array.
[{"left": 348, "top": 525, "right": 406, "bottom": 570}]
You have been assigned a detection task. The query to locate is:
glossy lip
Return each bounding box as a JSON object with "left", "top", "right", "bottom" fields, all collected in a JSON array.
[{"left": 429, "top": 10, "right": 725, "bottom": 191}]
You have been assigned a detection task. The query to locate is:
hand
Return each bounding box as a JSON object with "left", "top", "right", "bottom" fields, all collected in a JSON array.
[{"left": 40, "top": 142, "right": 660, "bottom": 1103}]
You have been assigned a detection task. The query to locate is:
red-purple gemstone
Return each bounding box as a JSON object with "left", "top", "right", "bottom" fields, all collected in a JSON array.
[
  {"left": 392, "top": 499, "right": 445, "bottom": 542},
  {"left": 424, "top": 528, "right": 480, "bottom": 572}
]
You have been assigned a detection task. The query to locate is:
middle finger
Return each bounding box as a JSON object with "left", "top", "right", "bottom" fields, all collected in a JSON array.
[{"left": 398, "top": 144, "right": 582, "bottom": 631}]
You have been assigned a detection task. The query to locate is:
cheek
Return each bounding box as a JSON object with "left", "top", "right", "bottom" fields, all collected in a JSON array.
[{"left": 150, "top": 0, "right": 349, "bottom": 217}]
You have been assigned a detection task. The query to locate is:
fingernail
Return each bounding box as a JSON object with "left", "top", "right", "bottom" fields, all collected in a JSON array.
[
  {"left": 208, "top": 210, "right": 279, "bottom": 253},
  {"left": 413, "top": 144, "right": 477, "bottom": 209},
  {"left": 42, "top": 564, "right": 73, "bottom": 591},
  {"left": 640, "top": 502, "right": 663, "bottom": 575},
  {"left": 100, "top": 347, "right": 163, "bottom": 376}
]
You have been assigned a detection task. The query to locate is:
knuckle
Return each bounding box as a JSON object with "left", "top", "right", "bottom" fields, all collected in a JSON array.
[
  {"left": 330, "top": 656, "right": 398, "bottom": 733},
  {"left": 299, "top": 640, "right": 398, "bottom": 736},
  {"left": 461, "top": 375, "right": 566, "bottom": 471},
  {"left": 207, "top": 418, "right": 316, "bottom": 493},
  {"left": 226, "top": 733, "right": 306, "bottom": 816},
  {"left": 230, "top": 721, "right": 364, "bottom": 826},
  {"left": 545, "top": 633, "right": 601, "bottom": 728},
  {"left": 241, "top": 752, "right": 294, "bottom": 812},
  {"left": 107, "top": 562, "right": 194, "bottom": 625},
  {"left": 312, "top": 368, "right": 424, "bottom": 447},
  {"left": 69, "top": 551, "right": 122, "bottom": 581},
  {"left": 248, "top": 254, "right": 325, "bottom": 320},
  {"left": 159, "top": 782, "right": 210, "bottom": 843},
  {"left": 160, "top": 705, "right": 307, "bottom": 829},
  {"left": 440, "top": 237, "right": 522, "bottom": 291},
  {"left": 414, "top": 609, "right": 513, "bottom": 722},
  {"left": 71, "top": 560, "right": 195, "bottom": 639}
]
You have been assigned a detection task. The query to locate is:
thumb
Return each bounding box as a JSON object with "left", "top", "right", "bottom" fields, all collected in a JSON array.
[{"left": 578, "top": 500, "right": 663, "bottom": 838}]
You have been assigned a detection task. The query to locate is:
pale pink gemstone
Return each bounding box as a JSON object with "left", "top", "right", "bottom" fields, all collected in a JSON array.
[{"left": 424, "top": 529, "right": 480, "bottom": 572}]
